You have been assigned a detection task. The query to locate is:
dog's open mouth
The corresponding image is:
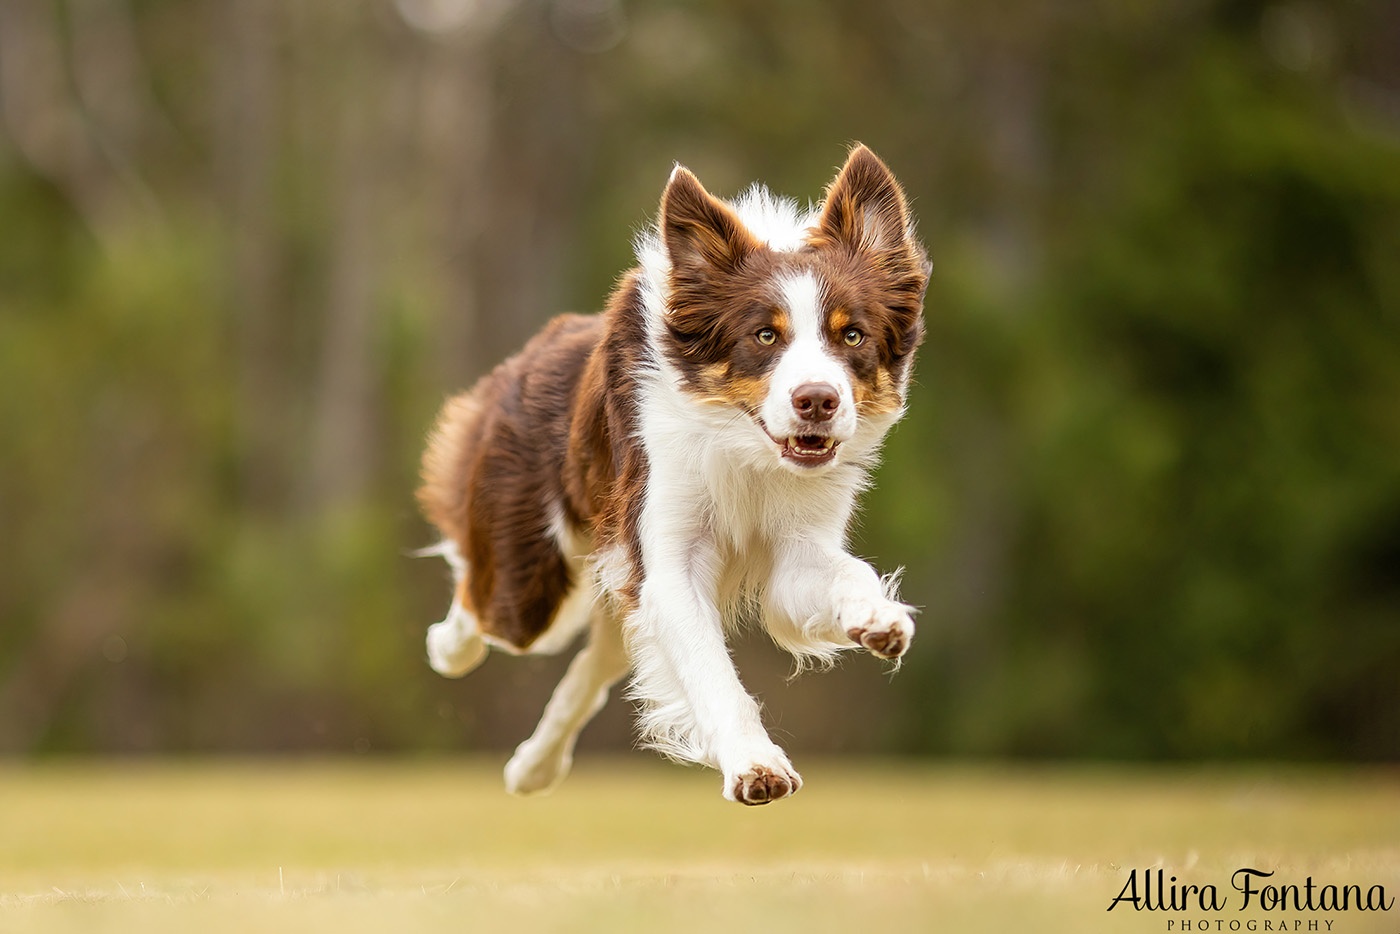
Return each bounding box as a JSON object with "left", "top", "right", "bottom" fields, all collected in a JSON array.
[
  {"left": 753, "top": 417, "right": 842, "bottom": 468},
  {"left": 782, "top": 434, "right": 839, "bottom": 466}
]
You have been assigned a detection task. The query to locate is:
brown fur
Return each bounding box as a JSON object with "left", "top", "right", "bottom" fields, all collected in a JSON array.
[
  {"left": 659, "top": 149, "right": 928, "bottom": 415},
  {"left": 417, "top": 146, "right": 927, "bottom": 650},
  {"left": 417, "top": 280, "right": 651, "bottom": 649}
]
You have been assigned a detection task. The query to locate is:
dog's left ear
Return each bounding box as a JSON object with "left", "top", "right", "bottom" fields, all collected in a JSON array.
[
  {"left": 817, "top": 144, "right": 917, "bottom": 255},
  {"left": 821, "top": 146, "right": 930, "bottom": 361}
]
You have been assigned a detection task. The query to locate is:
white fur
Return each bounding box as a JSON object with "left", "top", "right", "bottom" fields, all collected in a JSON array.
[
  {"left": 617, "top": 194, "right": 914, "bottom": 802},
  {"left": 428, "top": 177, "right": 916, "bottom": 805},
  {"left": 730, "top": 184, "right": 815, "bottom": 252},
  {"left": 425, "top": 601, "right": 488, "bottom": 677},
  {"left": 504, "top": 611, "right": 629, "bottom": 795},
  {"left": 421, "top": 540, "right": 485, "bottom": 677},
  {"left": 621, "top": 360, "right": 913, "bottom": 799},
  {"left": 757, "top": 271, "right": 859, "bottom": 457}
]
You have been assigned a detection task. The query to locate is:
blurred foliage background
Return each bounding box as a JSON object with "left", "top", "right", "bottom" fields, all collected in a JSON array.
[{"left": 1, "top": 0, "right": 1397, "bottom": 761}]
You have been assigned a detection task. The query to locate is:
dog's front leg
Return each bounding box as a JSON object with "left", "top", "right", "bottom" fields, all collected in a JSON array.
[
  {"left": 626, "top": 542, "right": 802, "bottom": 806},
  {"left": 769, "top": 537, "right": 915, "bottom": 661}
]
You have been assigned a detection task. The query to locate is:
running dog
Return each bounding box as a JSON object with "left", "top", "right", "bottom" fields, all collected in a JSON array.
[{"left": 417, "top": 144, "right": 929, "bottom": 805}]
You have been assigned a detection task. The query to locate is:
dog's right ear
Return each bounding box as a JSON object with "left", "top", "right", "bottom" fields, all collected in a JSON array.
[{"left": 660, "top": 166, "right": 759, "bottom": 273}]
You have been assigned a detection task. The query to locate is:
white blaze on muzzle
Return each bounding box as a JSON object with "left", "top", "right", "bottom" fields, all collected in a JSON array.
[{"left": 760, "top": 271, "right": 857, "bottom": 449}]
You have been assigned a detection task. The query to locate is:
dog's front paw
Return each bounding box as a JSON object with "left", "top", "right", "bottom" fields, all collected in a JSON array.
[
  {"left": 839, "top": 595, "right": 915, "bottom": 660},
  {"left": 724, "top": 755, "right": 803, "bottom": 806}
]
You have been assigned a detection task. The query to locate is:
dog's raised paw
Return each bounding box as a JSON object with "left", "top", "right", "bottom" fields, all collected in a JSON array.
[
  {"left": 728, "top": 762, "right": 803, "bottom": 806},
  {"left": 840, "top": 596, "right": 914, "bottom": 660}
]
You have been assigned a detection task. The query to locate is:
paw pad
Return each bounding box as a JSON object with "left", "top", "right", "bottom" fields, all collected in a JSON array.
[
  {"left": 852, "top": 625, "right": 908, "bottom": 659},
  {"left": 732, "top": 765, "right": 803, "bottom": 806}
]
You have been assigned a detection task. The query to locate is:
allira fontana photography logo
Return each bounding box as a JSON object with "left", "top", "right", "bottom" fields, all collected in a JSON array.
[{"left": 1107, "top": 867, "right": 1394, "bottom": 931}]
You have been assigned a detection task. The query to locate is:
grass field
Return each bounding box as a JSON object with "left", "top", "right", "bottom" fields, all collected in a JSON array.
[{"left": 1, "top": 758, "right": 1396, "bottom": 933}]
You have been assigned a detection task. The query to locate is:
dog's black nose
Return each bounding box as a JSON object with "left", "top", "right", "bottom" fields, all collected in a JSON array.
[{"left": 791, "top": 382, "right": 840, "bottom": 422}]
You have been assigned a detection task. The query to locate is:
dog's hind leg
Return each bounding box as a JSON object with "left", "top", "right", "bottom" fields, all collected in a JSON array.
[
  {"left": 423, "top": 543, "right": 488, "bottom": 678},
  {"left": 426, "top": 599, "right": 487, "bottom": 677},
  {"left": 504, "top": 611, "right": 629, "bottom": 795}
]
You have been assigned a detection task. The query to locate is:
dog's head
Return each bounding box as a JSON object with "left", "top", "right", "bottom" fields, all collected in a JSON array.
[{"left": 657, "top": 145, "right": 929, "bottom": 473}]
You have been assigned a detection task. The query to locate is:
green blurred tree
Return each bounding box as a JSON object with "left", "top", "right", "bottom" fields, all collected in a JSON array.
[{"left": 0, "top": 0, "right": 1395, "bottom": 759}]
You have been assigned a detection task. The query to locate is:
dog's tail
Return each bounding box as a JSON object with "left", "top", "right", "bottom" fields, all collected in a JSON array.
[{"left": 416, "top": 390, "right": 484, "bottom": 545}]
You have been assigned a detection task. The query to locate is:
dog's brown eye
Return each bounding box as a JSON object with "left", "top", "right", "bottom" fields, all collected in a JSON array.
[
  {"left": 756, "top": 328, "right": 777, "bottom": 346},
  {"left": 843, "top": 328, "right": 864, "bottom": 347}
]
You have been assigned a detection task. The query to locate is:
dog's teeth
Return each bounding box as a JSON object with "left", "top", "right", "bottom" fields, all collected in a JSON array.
[{"left": 788, "top": 436, "right": 834, "bottom": 454}]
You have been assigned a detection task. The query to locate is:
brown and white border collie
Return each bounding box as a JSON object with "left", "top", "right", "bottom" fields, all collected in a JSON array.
[{"left": 417, "top": 144, "right": 929, "bottom": 805}]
